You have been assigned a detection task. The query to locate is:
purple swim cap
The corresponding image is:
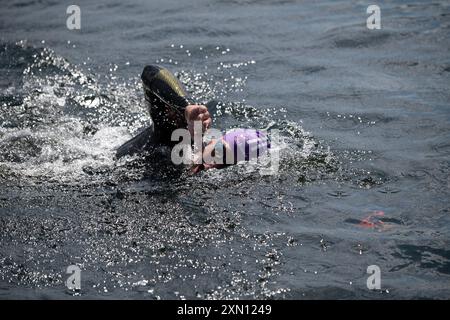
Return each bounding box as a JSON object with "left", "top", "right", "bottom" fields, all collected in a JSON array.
[{"left": 221, "top": 128, "right": 270, "bottom": 164}]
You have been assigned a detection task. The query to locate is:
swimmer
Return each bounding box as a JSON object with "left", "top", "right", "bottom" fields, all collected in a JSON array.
[{"left": 116, "top": 65, "right": 270, "bottom": 173}]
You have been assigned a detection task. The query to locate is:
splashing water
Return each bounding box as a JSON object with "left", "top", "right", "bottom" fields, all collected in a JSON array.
[{"left": 1, "top": 41, "right": 334, "bottom": 187}]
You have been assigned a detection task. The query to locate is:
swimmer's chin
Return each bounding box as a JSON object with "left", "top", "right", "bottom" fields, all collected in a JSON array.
[{"left": 189, "top": 163, "right": 226, "bottom": 174}]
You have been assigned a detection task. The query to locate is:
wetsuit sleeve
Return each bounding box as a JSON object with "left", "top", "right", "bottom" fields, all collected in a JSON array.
[
  {"left": 115, "top": 123, "right": 158, "bottom": 158},
  {"left": 141, "top": 65, "right": 193, "bottom": 145}
]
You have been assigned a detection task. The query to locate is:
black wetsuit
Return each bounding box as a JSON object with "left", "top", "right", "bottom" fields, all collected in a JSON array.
[{"left": 116, "top": 65, "right": 193, "bottom": 158}]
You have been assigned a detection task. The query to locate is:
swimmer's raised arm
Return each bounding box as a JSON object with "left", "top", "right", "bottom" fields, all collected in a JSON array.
[{"left": 116, "top": 65, "right": 213, "bottom": 158}]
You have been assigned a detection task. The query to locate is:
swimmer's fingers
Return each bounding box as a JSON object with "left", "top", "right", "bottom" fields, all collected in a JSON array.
[
  {"left": 203, "top": 117, "right": 212, "bottom": 131},
  {"left": 185, "top": 105, "right": 208, "bottom": 121},
  {"left": 185, "top": 105, "right": 199, "bottom": 121},
  {"left": 195, "top": 105, "right": 208, "bottom": 115},
  {"left": 197, "top": 110, "right": 211, "bottom": 130},
  {"left": 197, "top": 111, "right": 210, "bottom": 121}
]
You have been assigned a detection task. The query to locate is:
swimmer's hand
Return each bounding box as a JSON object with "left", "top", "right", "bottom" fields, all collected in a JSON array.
[{"left": 185, "top": 104, "right": 211, "bottom": 138}]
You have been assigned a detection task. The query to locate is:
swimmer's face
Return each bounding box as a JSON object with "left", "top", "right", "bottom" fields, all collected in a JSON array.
[
  {"left": 202, "top": 139, "right": 226, "bottom": 169},
  {"left": 191, "top": 139, "right": 228, "bottom": 173}
]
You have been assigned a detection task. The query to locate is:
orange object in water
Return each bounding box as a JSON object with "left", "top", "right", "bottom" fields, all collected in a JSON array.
[{"left": 359, "top": 210, "right": 386, "bottom": 229}]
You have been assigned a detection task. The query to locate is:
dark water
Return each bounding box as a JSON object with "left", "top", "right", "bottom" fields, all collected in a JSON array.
[{"left": 1, "top": 0, "right": 449, "bottom": 299}]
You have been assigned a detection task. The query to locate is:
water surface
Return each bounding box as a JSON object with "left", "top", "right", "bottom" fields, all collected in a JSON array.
[{"left": 0, "top": 0, "right": 449, "bottom": 299}]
